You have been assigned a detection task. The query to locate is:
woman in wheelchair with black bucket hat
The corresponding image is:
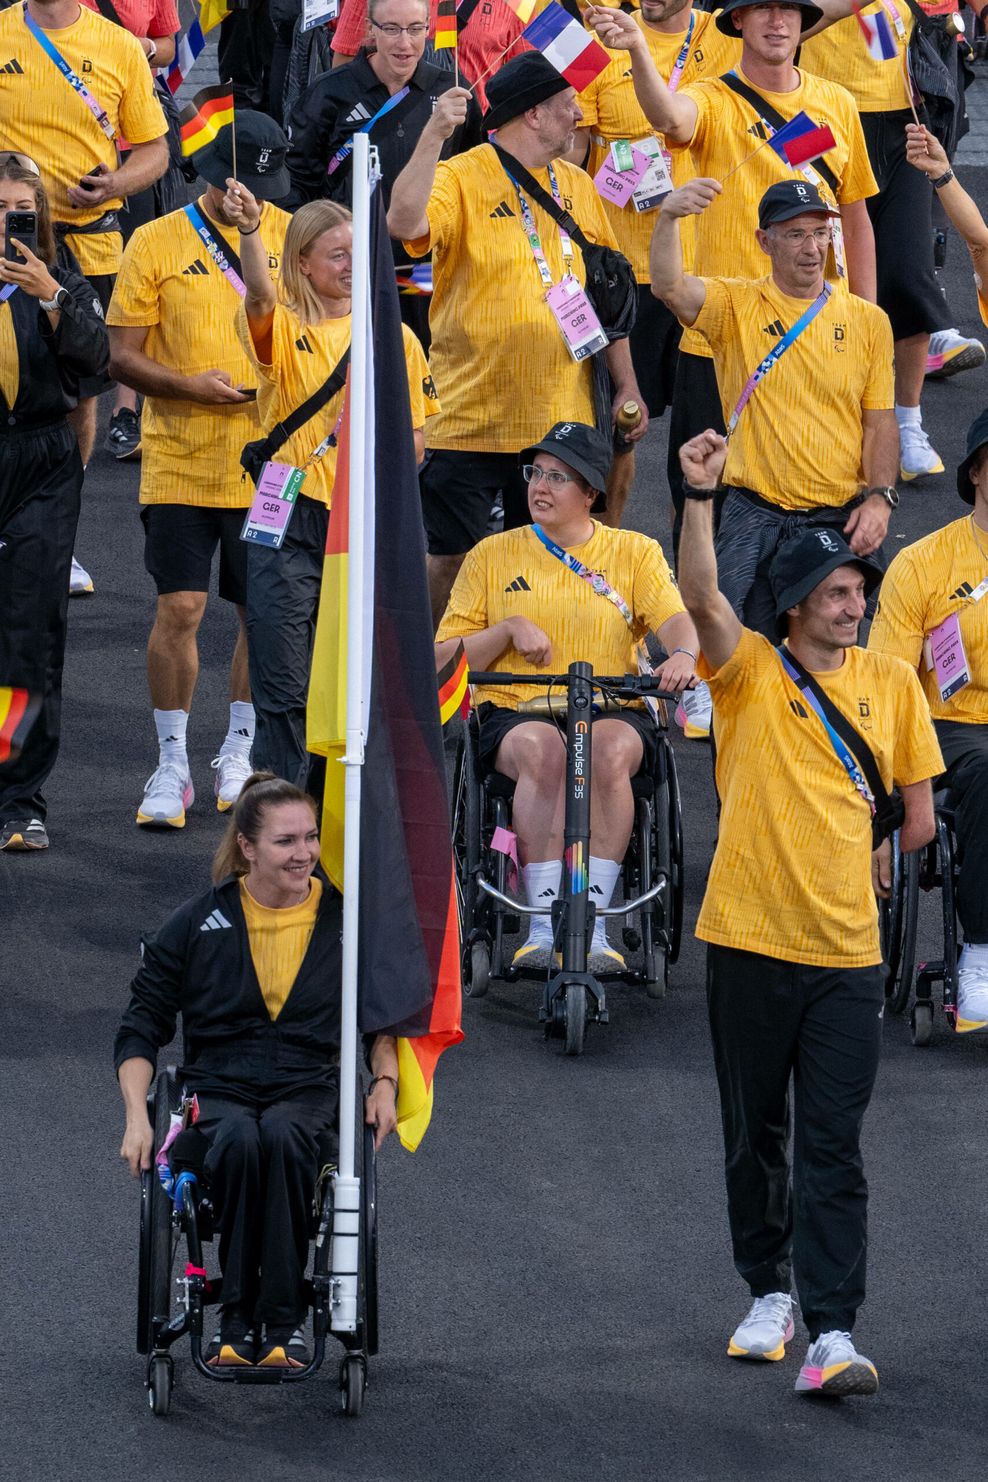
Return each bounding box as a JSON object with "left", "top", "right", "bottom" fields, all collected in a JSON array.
[{"left": 114, "top": 772, "right": 399, "bottom": 1369}]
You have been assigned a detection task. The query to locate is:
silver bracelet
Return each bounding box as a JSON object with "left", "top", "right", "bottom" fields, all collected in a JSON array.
[{"left": 672, "top": 647, "right": 697, "bottom": 662}]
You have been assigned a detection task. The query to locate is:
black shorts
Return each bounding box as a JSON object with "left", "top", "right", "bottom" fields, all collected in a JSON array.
[
  {"left": 77, "top": 270, "right": 116, "bottom": 398},
  {"left": 141, "top": 503, "right": 249, "bottom": 605},
  {"left": 419, "top": 449, "right": 530, "bottom": 557},
  {"left": 475, "top": 701, "right": 657, "bottom": 780},
  {"left": 630, "top": 285, "right": 681, "bottom": 421}
]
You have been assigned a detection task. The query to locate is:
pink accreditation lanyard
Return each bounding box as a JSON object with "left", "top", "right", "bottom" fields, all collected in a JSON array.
[
  {"left": 23, "top": 6, "right": 117, "bottom": 142},
  {"left": 508, "top": 162, "right": 572, "bottom": 290},
  {"left": 879, "top": 0, "right": 908, "bottom": 39},
  {"left": 666, "top": 12, "right": 696, "bottom": 92}
]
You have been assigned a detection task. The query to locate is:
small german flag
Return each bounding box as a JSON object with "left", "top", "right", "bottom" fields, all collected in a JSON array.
[
  {"left": 179, "top": 83, "right": 235, "bottom": 157},
  {"left": 437, "top": 640, "right": 468, "bottom": 726},
  {"left": 434, "top": 0, "right": 457, "bottom": 49},
  {"left": 0, "top": 687, "right": 40, "bottom": 765}
]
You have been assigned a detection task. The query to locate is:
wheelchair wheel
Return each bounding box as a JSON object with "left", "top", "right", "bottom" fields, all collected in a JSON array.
[
  {"left": 637, "top": 794, "right": 666, "bottom": 1001},
  {"left": 563, "top": 983, "right": 586, "bottom": 1056},
  {"left": 452, "top": 724, "right": 486, "bottom": 991},
  {"left": 911, "top": 1000, "right": 934, "bottom": 1048},
  {"left": 147, "top": 1353, "right": 173, "bottom": 1417},
  {"left": 340, "top": 1353, "right": 367, "bottom": 1417},
  {"left": 137, "top": 1071, "right": 177, "bottom": 1355},
  {"left": 665, "top": 742, "right": 685, "bottom": 966},
  {"left": 883, "top": 838, "right": 919, "bottom": 1017},
  {"left": 360, "top": 1120, "right": 379, "bottom": 1359},
  {"left": 466, "top": 941, "right": 491, "bottom": 999}
]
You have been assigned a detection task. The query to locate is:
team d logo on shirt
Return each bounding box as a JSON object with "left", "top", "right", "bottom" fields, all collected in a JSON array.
[
  {"left": 81, "top": 58, "right": 93, "bottom": 72},
  {"left": 833, "top": 323, "right": 846, "bottom": 353}
]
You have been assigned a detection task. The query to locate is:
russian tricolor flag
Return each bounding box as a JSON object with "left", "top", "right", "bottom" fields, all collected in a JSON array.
[
  {"left": 768, "top": 111, "right": 837, "bottom": 169},
  {"left": 522, "top": 2, "right": 611, "bottom": 92},
  {"left": 852, "top": 1, "right": 899, "bottom": 61}
]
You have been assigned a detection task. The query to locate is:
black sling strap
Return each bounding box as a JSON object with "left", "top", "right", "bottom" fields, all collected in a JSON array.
[
  {"left": 491, "top": 144, "right": 595, "bottom": 255},
  {"left": 719, "top": 71, "right": 840, "bottom": 197},
  {"left": 245, "top": 348, "right": 351, "bottom": 468}
]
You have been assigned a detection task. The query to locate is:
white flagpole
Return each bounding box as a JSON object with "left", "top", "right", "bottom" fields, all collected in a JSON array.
[{"left": 331, "top": 129, "right": 373, "bottom": 1335}]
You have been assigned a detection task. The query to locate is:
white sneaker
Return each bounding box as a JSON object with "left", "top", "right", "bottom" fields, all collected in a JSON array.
[
  {"left": 137, "top": 762, "right": 194, "bottom": 828},
  {"left": 69, "top": 555, "right": 94, "bottom": 596},
  {"left": 728, "top": 1292, "right": 794, "bottom": 1361},
  {"left": 794, "top": 1330, "right": 878, "bottom": 1396},
  {"left": 925, "top": 328, "right": 986, "bottom": 380},
  {"left": 675, "top": 680, "right": 712, "bottom": 740},
  {"left": 211, "top": 752, "right": 253, "bottom": 813},
  {"left": 955, "top": 945, "right": 988, "bottom": 1032},
  {"left": 899, "top": 422, "right": 945, "bottom": 481}
]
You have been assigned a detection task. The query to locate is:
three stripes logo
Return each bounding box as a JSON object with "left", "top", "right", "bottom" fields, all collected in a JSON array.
[
  {"left": 789, "top": 699, "right": 808, "bottom": 718},
  {"left": 199, "top": 909, "right": 232, "bottom": 933},
  {"left": 182, "top": 259, "right": 208, "bottom": 276},
  {"left": 748, "top": 121, "right": 770, "bottom": 140},
  {"left": 762, "top": 318, "right": 786, "bottom": 337},
  {"left": 1, "top": 58, "right": 24, "bottom": 73},
  {"left": 295, "top": 334, "right": 313, "bottom": 353},
  {"left": 951, "top": 581, "right": 973, "bottom": 601},
  {"left": 490, "top": 200, "right": 516, "bottom": 219},
  {"left": 504, "top": 575, "right": 531, "bottom": 593},
  {"left": 344, "top": 102, "right": 372, "bottom": 125}
]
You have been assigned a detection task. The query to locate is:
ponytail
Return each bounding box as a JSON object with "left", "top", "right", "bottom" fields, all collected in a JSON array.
[{"left": 211, "top": 771, "right": 319, "bottom": 882}]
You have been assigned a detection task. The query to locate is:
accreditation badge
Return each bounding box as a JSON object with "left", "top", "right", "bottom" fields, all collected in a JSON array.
[
  {"left": 545, "top": 274, "right": 609, "bottom": 362},
  {"left": 240, "top": 462, "right": 306, "bottom": 549},
  {"left": 630, "top": 138, "right": 674, "bottom": 214}
]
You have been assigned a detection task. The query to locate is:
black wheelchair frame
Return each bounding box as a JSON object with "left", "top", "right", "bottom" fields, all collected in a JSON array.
[
  {"left": 137, "top": 1068, "right": 378, "bottom": 1417},
  {"left": 880, "top": 798, "right": 960, "bottom": 1047},
  {"left": 452, "top": 663, "right": 685, "bottom": 1055}
]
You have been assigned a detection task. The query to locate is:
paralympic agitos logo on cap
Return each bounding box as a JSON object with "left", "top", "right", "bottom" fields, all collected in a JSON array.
[{"left": 814, "top": 530, "right": 840, "bottom": 554}]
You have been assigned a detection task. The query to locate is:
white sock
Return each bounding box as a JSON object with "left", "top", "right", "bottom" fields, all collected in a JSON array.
[
  {"left": 155, "top": 708, "right": 189, "bottom": 769},
  {"left": 221, "top": 701, "right": 255, "bottom": 757},
  {"left": 895, "top": 403, "right": 921, "bottom": 428},
  {"left": 589, "top": 856, "right": 622, "bottom": 945},
  {"left": 523, "top": 860, "right": 561, "bottom": 945},
  {"left": 960, "top": 942, "right": 988, "bottom": 965}
]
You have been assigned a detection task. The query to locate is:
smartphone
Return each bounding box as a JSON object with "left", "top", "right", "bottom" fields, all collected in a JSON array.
[
  {"left": 239, "top": 387, "right": 258, "bottom": 401},
  {"left": 77, "top": 162, "right": 109, "bottom": 193},
  {"left": 4, "top": 210, "right": 38, "bottom": 263}
]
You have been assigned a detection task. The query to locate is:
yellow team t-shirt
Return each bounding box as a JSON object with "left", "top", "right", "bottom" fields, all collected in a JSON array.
[
  {"left": 868, "top": 516, "right": 988, "bottom": 726},
  {"left": 577, "top": 8, "right": 740, "bottom": 280},
  {"left": 240, "top": 876, "right": 323, "bottom": 1021},
  {"left": 237, "top": 302, "right": 438, "bottom": 507},
  {"left": 436, "top": 522, "right": 684, "bottom": 710},
  {"left": 691, "top": 274, "right": 894, "bottom": 508},
  {"left": 672, "top": 64, "right": 878, "bottom": 358},
  {"left": 108, "top": 200, "right": 290, "bottom": 508},
  {"left": 0, "top": 306, "right": 17, "bottom": 410},
  {"left": 697, "top": 629, "right": 943, "bottom": 967},
  {"left": 403, "top": 144, "right": 619, "bottom": 453},
  {"left": 0, "top": 5, "right": 166, "bottom": 277},
  {"left": 799, "top": 1, "right": 913, "bottom": 113}
]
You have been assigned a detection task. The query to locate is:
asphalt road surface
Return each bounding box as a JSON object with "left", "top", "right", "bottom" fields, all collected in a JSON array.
[{"left": 4, "top": 168, "right": 988, "bottom": 1482}]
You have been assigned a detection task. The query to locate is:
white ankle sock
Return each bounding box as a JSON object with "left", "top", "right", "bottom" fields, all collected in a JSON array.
[
  {"left": 155, "top": 708, "right": 189, "bottom": 769},
  {"left": 589, "top": 856, "right": 621, "bottom": 944},
  {"left": 523, "top": 860, "right": 561, "bottom": 944},
  {"left": 222, "top": 701, "right": 255, "bottom": 757},
  {"left": 895, "top": 403, "right": 921, "bottom": 428}
]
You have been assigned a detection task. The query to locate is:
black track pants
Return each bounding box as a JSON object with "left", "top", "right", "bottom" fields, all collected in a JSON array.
[{"left": 936, "top": 719, "right": 988, "bottom": 944}]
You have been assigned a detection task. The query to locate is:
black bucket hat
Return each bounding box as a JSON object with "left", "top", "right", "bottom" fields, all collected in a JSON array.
[
  {"left": 192, "top": 109, "right": 290, "bottom": 200},
  {"left": 716, "top": 0, "right": 824, "bottom": 36},
  {"left": 484, "top": 53, "right": 571, "bottom": 132},
  {"left": 957, "top": 408, "right": 988, "bottom": 505},
  {"left": 770, "top": 527, "right": 883, "bottom": 630},
  {"left": 521, "top": 421, "right": 612, "bottom": 495}
]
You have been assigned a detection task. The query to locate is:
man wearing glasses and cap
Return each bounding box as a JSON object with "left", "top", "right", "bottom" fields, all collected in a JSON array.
[
  {"left": 676, "top": 425, "right": 941, "bottom": 1398},
  {"left": 107, "top": 113, "right": 292, "bottom": 830},
  {"left": 652, "top": 176, "right": 899, "bottom": 640}
]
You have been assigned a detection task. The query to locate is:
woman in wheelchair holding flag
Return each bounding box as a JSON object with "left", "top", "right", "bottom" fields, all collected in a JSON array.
[
  {"left": 435, "top": 421, "right": 699, "bottom": 973},
  {"left": 115, "top": 772, "right": 399, "bottom": 1369}
]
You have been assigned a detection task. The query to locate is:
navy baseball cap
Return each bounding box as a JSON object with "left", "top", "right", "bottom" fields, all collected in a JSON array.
[
  {"left": 770, "top": 527, "right": 883, "bottom": 624},
  {"left": 758, "top": 179, "right": 840, "bottom": 228},
  {"left": 957, "top": 408, "right": 988, "bottom": 505},
  {"left": 521, "top": 422, "right": 612, "bottom": 494}
]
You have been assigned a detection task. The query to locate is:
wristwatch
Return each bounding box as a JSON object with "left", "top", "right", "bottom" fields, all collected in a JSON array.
[
  {"left": 867, "top": 485, "right": 899, "bottom": 510},
  {"left": 683, "top": 483, "right": 719, "bottom": 502},
  {"left": 39, "top": 286, "right": 68, "bottom": 312}
]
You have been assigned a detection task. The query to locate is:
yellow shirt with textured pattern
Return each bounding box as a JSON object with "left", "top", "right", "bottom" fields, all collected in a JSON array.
[
  {"left": 696, "top": 629, "right": 943, "bottom": 967},
  {"left": 107, "top": 200, "right": 290, "bottom": 508},
  {"left": 868, "top": 516, "right": 988, "bottom": 726},
  {"left": 402, "top": 144, "right": 619, "bottom": 453},
  {"left": 0, "top": 5, "right": 166, "bottom": 276},
  {"left": 436, "top": 521, "right": 685, "bottom": 711},
  {"left": 240, "top": 876, "right": 323, "bottom": 1021},
  {"left": 577, "top": 9, "right": 740, "bottom": 279},
  {"left": 672, "top": 64, "right": 878, "bottom": 359},
  {"left": 0, "top": 303, "right": 17, "bottom": 410},
  {"left": 799, "top": 2, "right": 913, "bottom": 113},
  {"left": 690, "top": 274, "right": 894, "bottom": 508}
]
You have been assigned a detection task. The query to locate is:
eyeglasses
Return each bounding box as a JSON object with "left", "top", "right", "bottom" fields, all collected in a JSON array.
[
  {"left": 522, "top": 465, "right": 578, "bottom": 489},
  {"left": 0, "top": 152, "right": 40, "bottom": 176},
  {"left": 773, "top": 225, "right": 833, "bottom": 245},
  {"left": 370, "top": 20, "right": 429, "bottom": 37}
]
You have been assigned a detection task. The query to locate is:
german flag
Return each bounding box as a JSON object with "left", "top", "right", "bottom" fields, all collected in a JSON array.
[
  {"left": 179, "top": 83, "right": 235, "bottom": 157},
  {"left": 0, "top": 687, "right": 40, "bottom": 765},
  {"left": 434, "top": 0, "right": 457, "bottom": 48},
  {"left": 437, "top": 641, "right": 468, "bottom": 727},
  {"left": 308, "top": 192, "right": 462, "bottom": 1153}
]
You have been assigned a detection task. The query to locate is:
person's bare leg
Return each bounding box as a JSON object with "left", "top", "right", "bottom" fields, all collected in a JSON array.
[
  {"left": 147, "top": 591, "right": 208, "bottom": 711},
  {"left": 895, "top": 333, "right": 943, "bottom": 477},
  {"left": 231, "top": 605, "right": 251, "bottom": 702},
  {"left": 112, "top": 384, "right": 139, "bottom": 415},
  {"left": 894, "top": 333, "right": 929, "bottom": 409},
  {"left": 67, "top": 398, "right": 97, "bottom": 467},
  {"left": 496, "top": 722, "right": 567, "bottom": 961},
  {"left": 428, "top": 552, "right": 465, "bottom": 629}
]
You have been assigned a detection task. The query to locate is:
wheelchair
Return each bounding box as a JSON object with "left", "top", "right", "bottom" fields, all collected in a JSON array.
[
  {"left": 451, "top": 663, "right": 685, "bottom": 1054},
  {"left": 880, "top": 794, "right": 960, "bottom": 1047},
  {"left": 137, "top": 1068, "right": 378, "bottom": 1417}
]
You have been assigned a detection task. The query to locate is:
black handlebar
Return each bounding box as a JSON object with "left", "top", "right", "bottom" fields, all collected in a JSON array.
[{"left": 467, "top": 671, "right": 679, "bottom": 702}]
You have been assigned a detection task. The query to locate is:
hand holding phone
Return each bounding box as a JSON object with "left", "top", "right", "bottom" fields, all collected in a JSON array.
[{"left": 4, "top": 210, "right": 38, "bottom": 264}]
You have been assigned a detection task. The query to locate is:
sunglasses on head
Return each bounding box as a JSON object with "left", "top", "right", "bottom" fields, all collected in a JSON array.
[{"left": 0, "top": 152, "right": 40, "bottom": 176}]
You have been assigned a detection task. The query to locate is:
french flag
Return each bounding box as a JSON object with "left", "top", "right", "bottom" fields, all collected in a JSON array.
[
  {"left": 522, "top": 2, "right": 611, "bottom": 92},
  {"left": 769, "top": 111, "right": 837, "bottom": 169},
  {"left": 852, "top": 1, "right": 898, "bottom": 61}
]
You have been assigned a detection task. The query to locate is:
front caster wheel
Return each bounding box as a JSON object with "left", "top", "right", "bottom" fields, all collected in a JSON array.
[
  {"left": 147, "top": 1354, "right": 173, "bottom": 1417},
  {"left": 465, "top": 941, "right": 490, "bottom": 999},
  {"left": 563, "top": 983, "right": 586, "bottom": 1056},
  {"left": 340, "top": 1354, "right": 367, "bottom": 1417},
  {"left": 911, "top": 1001, "right": 934, "bottom": 1048}
]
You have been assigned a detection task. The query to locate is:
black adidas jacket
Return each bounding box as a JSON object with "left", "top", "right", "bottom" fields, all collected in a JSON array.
[
  {"left": 113, "top": 870, "right": 345, "bottom": 1098},
  {"left": 0, "top": 265, "right": 108, "bottom": 430},
  {"left": 284, "top": 50, "right": 483, "bottom": 265}
]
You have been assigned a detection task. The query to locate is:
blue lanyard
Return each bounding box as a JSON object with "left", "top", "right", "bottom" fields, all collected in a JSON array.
[
  {"left": 727, "top": 284, "right": 831, "bottom": 437},
  {"left": 183, "top": 205, "right": 247, "bottom": 297},
  {"left": 503, "top": 162, "right": 572, "bottom": 291},
  {"left": 532, "top": 524, "right": 635, "bottom": 629},
  {"left": 23, "top": 6, "right": 116, "bottom": 141},
  {"left": 0, "top": 284, "right": 17, "bottom": 303},
  {"left": 667, "top": 12, "right": 696, "bottom": 92},
  {"left": 776, "top": 647, "right": 875, "bottom": 811},
  {"left": 326, "top": 86, "right": 411, "bottom": 176}
]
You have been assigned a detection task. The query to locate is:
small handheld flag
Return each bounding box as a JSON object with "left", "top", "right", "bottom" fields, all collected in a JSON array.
[
  {"left": 521, "top": 2, "right": 611, "bottom": 92},
  {"left": 437, "top": 642, "right": 469, "bottom": 727},
  {"left": 199, "top": 0, "right": 232, "bottom": 34},
  {"left": 0, "top": 687, "right": 41, "bottom": 765},
  {"left": 501, "top": 0, "right": 537, "bottom": 22},
  {"left": 434, "top": 0, "right": 457, "bottom": 48},
  {"left": 179, "top": 83, "right": 235, "bottom": 158},
  {"left": 851, "top": 0, "right": 899, "bottom": 61},
  {"left": 770, "top": 116, "right": 837, "bottom": 169}
]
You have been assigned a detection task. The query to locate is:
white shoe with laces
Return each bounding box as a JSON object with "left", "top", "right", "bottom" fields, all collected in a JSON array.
[
  {"left": 69, "top": 555, "right": 94, "bottom": 596},
  {"left": 899, "top": 423, "right": 945, "bottom": 481},
  {"left": 955, "top": 944, "right": 988, "bottom": 1032},
  {"left": 728, "top": 1292, "right": 794, "bottom": 1361},
  {"left": 137, "top": 762, "right": 194, "bottom": 828},
  {"left": 211, "top": 751, "right": 253, "bottom": 813},
  {"left": 675, "top": 680, "right": 712, "bottom": 740},
  {"left": 795, "top": 1330, "right": 878, "bottom": 1396}
]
